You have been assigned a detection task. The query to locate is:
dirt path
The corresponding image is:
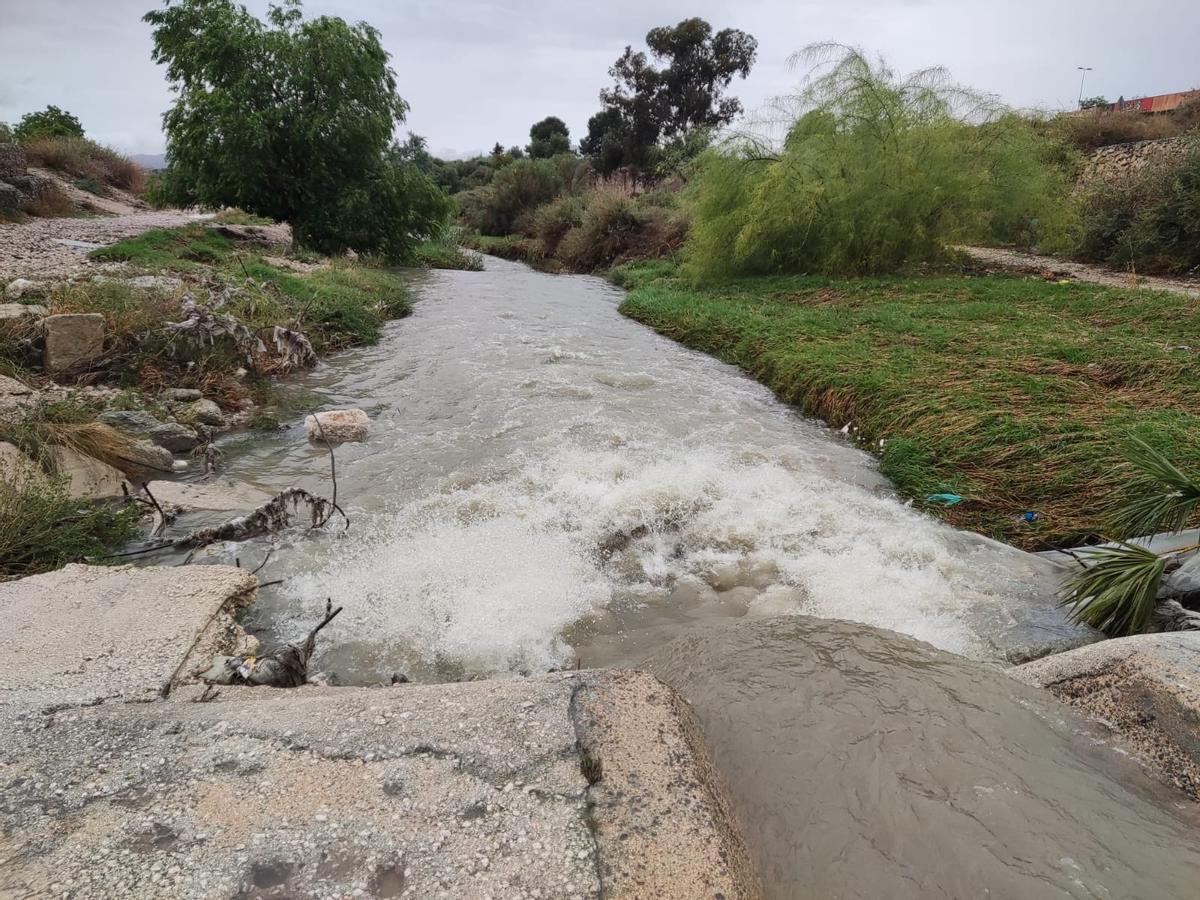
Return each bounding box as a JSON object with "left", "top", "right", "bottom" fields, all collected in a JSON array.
[
  {"left": 0, "top": 207, "right": 205, "bottom": 280},
  {"left": 958, "top": 245, "right": 1200, "bottom": 298}
]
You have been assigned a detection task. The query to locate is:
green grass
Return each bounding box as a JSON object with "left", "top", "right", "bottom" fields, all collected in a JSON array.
[
  {"left": 81, "top": 224, "right": 411, "bottom": 358},
  {"left": 618, "top": 262, "right": 1200, "bottom": 549}
]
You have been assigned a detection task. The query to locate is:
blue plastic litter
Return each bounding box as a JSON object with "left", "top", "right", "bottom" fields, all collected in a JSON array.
[{"left": 925, "top": 493, "right": 964, "bottom": 507}]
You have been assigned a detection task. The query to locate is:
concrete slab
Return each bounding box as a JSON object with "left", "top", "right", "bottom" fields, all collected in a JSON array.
[
  {"left": 1012, "top": 633, "right": 1200, "bottom": 798},
  {"left": 0, "top": 672, "right": 758, "bottom": 900},
  {"left": 0, "top": 563, "right": 259, "bottom": 711}
]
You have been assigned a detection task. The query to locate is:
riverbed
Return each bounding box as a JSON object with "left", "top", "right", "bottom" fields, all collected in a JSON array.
[
  {"left": 198, "top": 256, "right": 1088, "bottom": 680},
  {"left": 182, "top": 257, "right": 1197, "bottom": 898}
]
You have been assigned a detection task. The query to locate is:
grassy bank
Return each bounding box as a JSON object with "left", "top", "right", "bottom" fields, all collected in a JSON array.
[{"left": 617, "top": 263, "right": 1200, "bottom": 549}]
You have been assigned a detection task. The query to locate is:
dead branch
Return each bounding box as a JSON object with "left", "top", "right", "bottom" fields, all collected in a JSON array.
[
  {"left": 172, "top": 487, "right": 348, "bottom": 550},
  {"left": 1154, "top": 599, "right": 1200, "bottom": 631},
  {"left": 310, "top": 416, "right": 342, "bottom": 529},
  {"left": 272, "top": 325, "right": 317, "bottom": 370}
]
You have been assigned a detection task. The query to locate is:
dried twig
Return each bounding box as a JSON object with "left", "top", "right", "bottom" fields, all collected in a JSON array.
[{"left": 310, "top": 417, "right": 342, "bottom": 529}]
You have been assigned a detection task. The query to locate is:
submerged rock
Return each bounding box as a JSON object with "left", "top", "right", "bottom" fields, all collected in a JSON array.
[
  {"left": 145, "top": 479, "right": 270, "bottom": 512},
  {"left": 306, "top": 408, "right": 369, "bottom": 443}
]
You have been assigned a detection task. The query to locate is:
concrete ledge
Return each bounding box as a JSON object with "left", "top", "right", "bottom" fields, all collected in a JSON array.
[
  {"left": 1012, "top": 633, "right": 1200, "bottom": 797},
  {"left": 0, "top": 563, "right": 259, "bottom": 711},
  {"left": 0, "top": 672, "right": 758, "bottom": 899}
]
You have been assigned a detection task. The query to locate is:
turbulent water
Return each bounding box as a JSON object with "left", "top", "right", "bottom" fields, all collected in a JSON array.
[
  {"left": 645, "top": 616, "right": 1200, "bottom": 900},
  {"left": 203, "top": 256, "right": 1087, "bottom": 680},
  {"left": 190, "top": 257, "right": 1197, "bottom": 896}
]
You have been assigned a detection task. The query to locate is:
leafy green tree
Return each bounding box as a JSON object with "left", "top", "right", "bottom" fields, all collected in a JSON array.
[
  {"left": 13, "top": 105, "right": 85, "bottom": 141},
  {"left": 582, "top": 18, "right": 756, "bottom": 177},
  {"left": 527, "top": 116, "right": 571, "bottom": 158},
  {"left": 143, "top": 0, "right": 448, "bottom": 259},
  {"left": 388, "top": 132, "right": 434, "bottom": 173}
]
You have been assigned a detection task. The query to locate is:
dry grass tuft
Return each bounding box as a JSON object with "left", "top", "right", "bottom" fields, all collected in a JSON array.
[{"left": 22, "top": 136, "right": 146, "bottom": 193}]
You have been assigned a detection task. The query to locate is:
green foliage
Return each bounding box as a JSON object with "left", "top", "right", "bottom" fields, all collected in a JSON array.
[
  {"left": 1062, "top": 541, "right": 1166, "bottom": 636},
  {"left": 1079, "top": 96, "right": 1109, "bottom": 110},
  {"left": 74, "top": 177, "right": 105, "bottom": 196},
  {"left": 0, "top": 477, "right": 138, "bottom": 579},
  {"left": 685, "top": 44, "right": 1075, "bottom": 278},
  {"left": 457, "top": 157, "right": 565, "bottom": 235},
  {"left": 13, "top": 105, "right": 84, "bottom": 142},
  {"left": 414, "top": 227, "right": 484, "bottom": 270},
  {"left": 618, "top": 266, "right": 1200, "bottom": 549},
  {"left": 1076, "top": 145, "right": 1200, "bottom": 275},
  {"left": 582, "top": 18, "right": 756, "bottom": 177},
  {"left": 1108, "top": 437, "right": 1200, "bottom": 539},
  {"left": 89, "top": 223, "right": 233, "bottom": 270},
  {"left": 532, "top": 196, "right": 586, "bottom": 254},
  {"left": 144, "top": 0, "right": 448, "bottom": 259},
  {"left": 528, "top": 116, "right": 571, "bottom": 159}
]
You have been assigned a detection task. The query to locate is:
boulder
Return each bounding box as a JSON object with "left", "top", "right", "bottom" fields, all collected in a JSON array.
[
  {"left": 0, "top": 182, "right": 20, "bottom": 212},
  {"left": 4, "top": 278, "right": 42, "bottom": 300},
  {"left": 47, "top": 445, "right": 126, "bottom": 499},
  {"left": 0, "top": 142, "right": 26, "bottom": 179},
  {"left": 96, "top": 410, "right": 199, "bottom": 453},
  {"left": 162, "top": 387, "right": 202, "bottom": 402},
  {"left": 0, "top": 302, "right": 48, "bottom": 320},
  {"left": 306, "top": 408, "right": 369, "bottom": 444},
  {"left": 117, "top": 439, "right": 175, "bottom": 476},
  {"left": 178, "top": 398, "right": 224, "bottom": 427},
  {"left": 6, "top": 173, "right": 49, "bottom": 201},
  {"left": 43, "top": 312, "right": 104, "bottom": 374},
  {"left": 0, "top": 441, "right": 47, "bottom": 490},
  {"left": 0, "top": 373, "right": 33, "bottom": 399}
]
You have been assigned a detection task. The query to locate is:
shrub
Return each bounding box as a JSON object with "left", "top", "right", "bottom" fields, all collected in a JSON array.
[
  {"left": 532, "top": 196, "right": 586, "bottom": 254},
  {"left": 458, "top": 157, "right": 566, "bottom": 235},
  {"left": 556, "top": 190, "right": 686, "bottom": 271},
  {"left": 0, "top": 476, "right": 138, "bottom": 579},
  {"left": 684, "top": 44, "right": 1075, "bottom": 278},
  {"left": 13, "top": 106, "right": 84, "bottom": 142},
  {"left": 19, "top": 183, "right": 75, "bottom": 218},
  {"left": 22, "top": 136, "right": 146, "bottom": 193},
  {"left": 1076, "top": 144, "right": 1200, "bottom": 275},
  {"left": 1054, "top": 108, "right": 1195, "bottom": 153}
]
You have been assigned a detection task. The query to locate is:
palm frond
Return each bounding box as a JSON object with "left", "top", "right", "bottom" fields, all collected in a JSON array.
[
  {"left": 1107, "top": 436, "right": 1200, "bottom": 539},
  {"left": 1060, "top": 540, "right": 1166, "bottom": 636}
]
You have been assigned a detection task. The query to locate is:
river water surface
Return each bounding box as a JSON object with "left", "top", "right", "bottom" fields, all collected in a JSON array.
[
  {"left": 195, "top": 257, "right": 1198, "bottom": 897},
  {"left": 213, "top": 257, "right": 1084, "bottom": 677}
]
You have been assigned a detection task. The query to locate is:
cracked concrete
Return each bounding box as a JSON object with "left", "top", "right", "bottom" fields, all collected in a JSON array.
[{"left": 0, "top": 565, "right": 757, "bottom": 899}]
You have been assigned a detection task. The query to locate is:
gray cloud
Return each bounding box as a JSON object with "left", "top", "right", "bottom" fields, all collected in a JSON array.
[{"left": 1, "top": 0, "right": 1196, "bottom": 155}]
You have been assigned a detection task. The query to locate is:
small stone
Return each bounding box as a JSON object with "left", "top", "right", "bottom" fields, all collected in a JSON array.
[
  {"left": 162, "top": 388, "right": 202, "bottom": 403},
  {"left": 305, "top": 408, "right": 369, "bottom": 444},
  {"left": 0, "top": 302, "right": 47, "bottom": 321}
]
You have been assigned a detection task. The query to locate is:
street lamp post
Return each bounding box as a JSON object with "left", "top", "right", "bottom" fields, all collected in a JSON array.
[{"left": 1077, "top": 66, "right": 1094, "bottom": 108}]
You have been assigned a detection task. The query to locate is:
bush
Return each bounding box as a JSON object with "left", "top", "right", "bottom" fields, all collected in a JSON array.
[
  {"left": 0, "top": 476, "right": 138, "bottom": 579},
  {"left": 1076, "top": 144, "right": 1200, "bottom": 275},
  {"left": 532, "top": 196, "right": 586, "bottom": 254},
  {"left": 684, "top": 44, "right": 1075, "bottom": 278},
  {"left": 22, "top": 136, "right": 146, "bottom": 193},
  {"left": 458, "top": 157, "right": 566, "bottom": 235},
  {"left": 557, "top": 191, "right": 686, "bottom": 271},
  {"left": 1051, "top": 111, "right": 1180, "bottom": 154},
  {"left": 13, "top": 105, "right": 84, "bottom": 142}
]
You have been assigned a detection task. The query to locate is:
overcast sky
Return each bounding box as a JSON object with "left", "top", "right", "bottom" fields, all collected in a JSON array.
[{"left": 1, "top": 0, "right": 1197, "bottom": 157}]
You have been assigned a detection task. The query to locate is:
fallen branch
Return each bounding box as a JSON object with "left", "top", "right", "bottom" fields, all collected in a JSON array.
[
  {"left": 173, "top": 487, "right": 348, "bottom": 550},
  {"left": 1154, "top": 599, "right": 1200, "bottom": 631}
]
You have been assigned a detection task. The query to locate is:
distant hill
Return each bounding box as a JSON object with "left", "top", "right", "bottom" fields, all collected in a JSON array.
[{"left": 131, "top": 153, "right": 167, "bottom": 170}]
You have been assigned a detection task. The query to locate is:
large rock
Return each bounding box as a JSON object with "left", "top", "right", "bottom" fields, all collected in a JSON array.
[
  {"left": 116, "top": 438, "right": 175, "bottom": 476},
  {"left": 0, "top": 669, "right": 756, "bottom": 899},
  {"left": 177, "top": 398, "right": 224, "bottom": 427},
  {"left": 306, "top": 408, "right": 370, "bottom": 443},
  {"left": 0, "top": 142, "right": 26, "bottom": 179},
  {"left": 6, "top": 172, "right": 50, "bottom": 201},
  {"left": 0, "top": 302, "right": 48, "bottom": 320},
  {"left": 97, "top": 409, "right": 199, "bottom": 453},
  {"left": 43, "top": 312, "right": 104, "bottom": 374},
  {"left": 0, "top": 373, "right": 33, "bottom": 399},
  {"left": 4, "top": 277, "right": 43, "bottom": 300},
  {"left": 47, "top": 444, "right": 126, "bottom": 499},
  {"left": 0, "top": 440, "right": 47, "bottom": 490},
  {"left": 0, "top": 181, "right": 20, "bottom": 212},
  {"left": 1013, "top": 633, "right": 1200, "bottom": 796}
]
